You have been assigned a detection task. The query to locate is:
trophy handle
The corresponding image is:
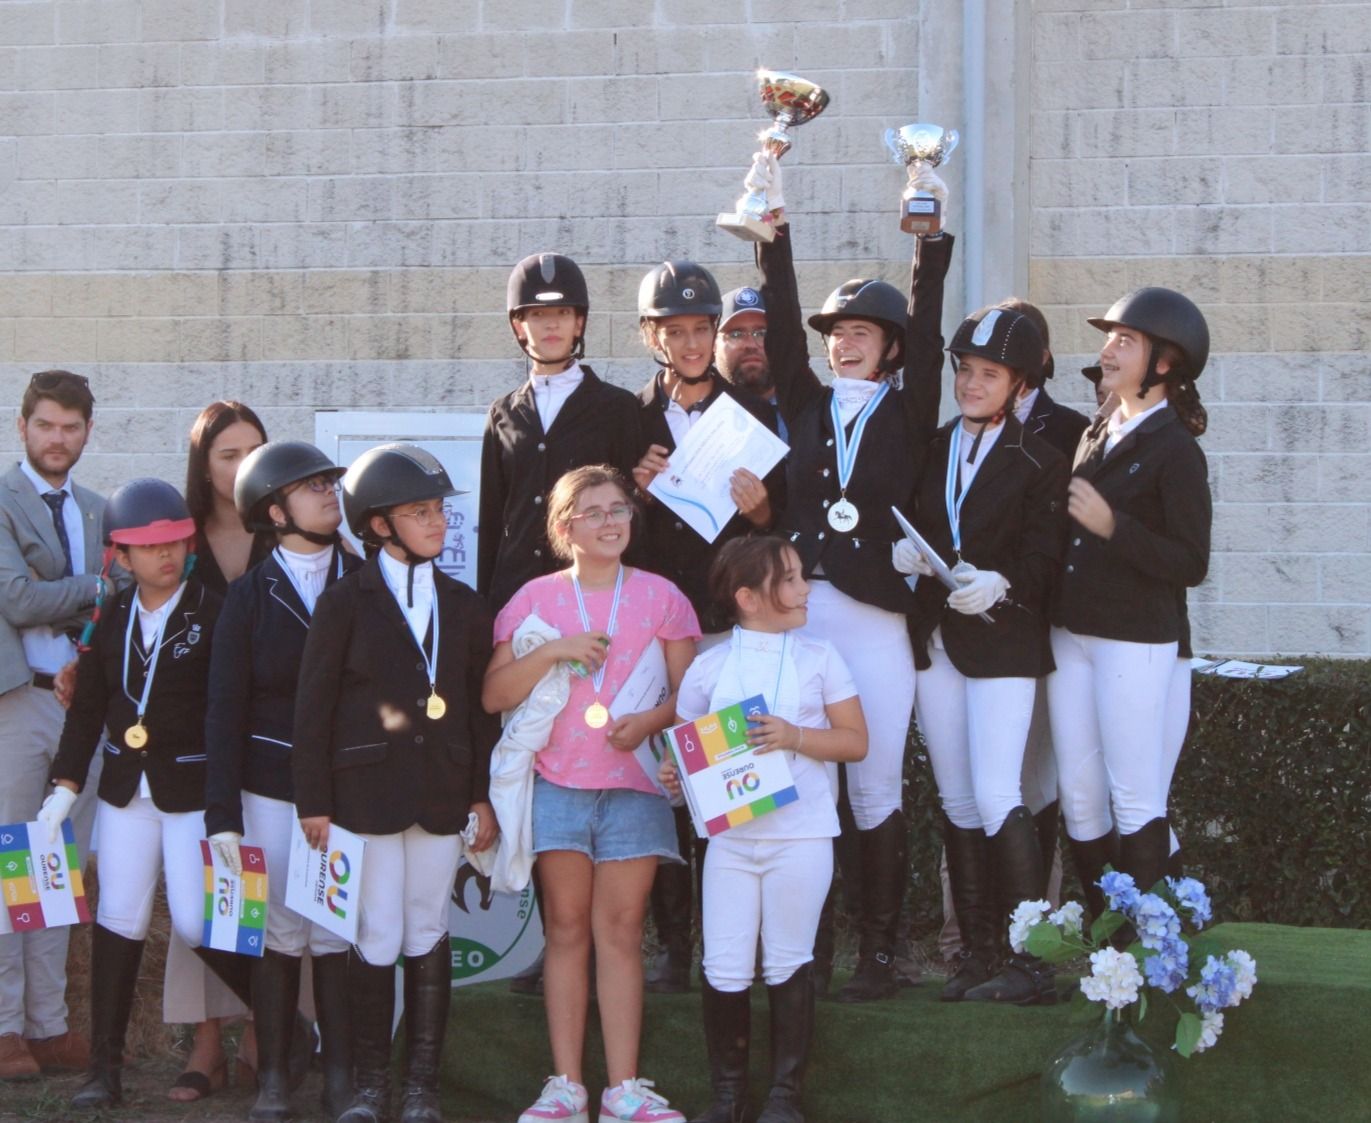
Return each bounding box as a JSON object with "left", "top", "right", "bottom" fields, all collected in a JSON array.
[{"left": 883, "top": 127, "right": 903, "bottom": 163}]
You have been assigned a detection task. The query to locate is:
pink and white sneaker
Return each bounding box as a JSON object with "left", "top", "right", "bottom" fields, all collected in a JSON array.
[
  {"left": 520, "top": 1074, "right": 590, "bottom": 1123},
  {"left": 598, "top": 1078, "right": 686, "bottom": 1123}
]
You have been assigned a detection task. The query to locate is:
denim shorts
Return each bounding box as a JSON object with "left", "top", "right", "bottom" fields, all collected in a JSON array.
[{"left": 531, "top": 776, "right": 684, "bottom": 864}]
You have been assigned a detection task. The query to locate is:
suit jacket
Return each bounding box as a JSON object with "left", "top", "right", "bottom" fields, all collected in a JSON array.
[
  {"left": 0, "top": 463, "right": 105, "bottom": 695},
  {"left": 759, "top": 226, "right": 952, "bottom": 615},
  {"left": 1023, "top": 387, "right": 1090, "bottom": 462},
  {"left": 634, "top": 371, "right": 784, "bottom": 633},
  {"left": 291, "top": 556, "right": 500, "bottom": 837},
  {"left": 203, "top": 546, "right": 362, "bottom": 837},
  {"left": 1052, "top": 404, "right": 1211, "bottom": 644},
  {"left": 910, "top": 417, "right": 1068, "bottom": 677},
  {"left": 478, "top": 367, "right": 642, "bottom": 613},
  {"left": 51, "top": 581, "right": 222, "bottom": 814}
]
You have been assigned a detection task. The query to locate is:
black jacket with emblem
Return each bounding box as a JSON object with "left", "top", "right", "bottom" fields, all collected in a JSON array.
[
  {"left": 1023, "top": 386, "right": 1090, "bottom": 463},
  {"left": 759, "top": 226, "right": 952, "bottom": 615},
  {"left": 203, "top": 546, "right": 362, "bottom": 837},
  {"left": 52, "top": 580, "right": 221, "bottom": 814},
  {"left": 1052, "top": 403, "right": 1210, "bottom": 644},
  {"left": 479, "top": 367, "right": 642, "bottom": 613},
  {"left": 290, "top": 555, "right": 500, "bottom": 837},
  {"left": 910, "top": 416, "right": 1068, "bottom": 677}
]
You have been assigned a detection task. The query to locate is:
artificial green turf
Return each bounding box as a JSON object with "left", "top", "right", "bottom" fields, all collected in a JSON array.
[{"left": 440, "top": 924, "right": 1371, "bottom": 1122}]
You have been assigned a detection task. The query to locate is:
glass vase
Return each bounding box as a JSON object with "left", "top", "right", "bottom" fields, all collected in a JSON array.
[{"left": 1041, "top": 1009, "right": 1181, "bottom": 1122}]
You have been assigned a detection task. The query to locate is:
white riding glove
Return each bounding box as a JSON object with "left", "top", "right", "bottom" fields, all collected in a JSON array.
[
  {"left": 947, "top": 567, "right": 1010, "bottom": 615},
  {"left": 892, "top": 539, "right": 933, "bottom": 577},
  {"left": 36, "top": 786, "right": 78, "bottom": 845},
  {"left": 209, "top": 831, "right": 243, "bottom": 877},
  {"left": 762, "top": 150, "right": 785, "bottom": 213}
]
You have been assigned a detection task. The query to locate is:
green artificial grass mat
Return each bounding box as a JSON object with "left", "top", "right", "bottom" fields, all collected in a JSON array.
[{"left": 438, "top": 924, "right": 1371, "bottom": 1123}]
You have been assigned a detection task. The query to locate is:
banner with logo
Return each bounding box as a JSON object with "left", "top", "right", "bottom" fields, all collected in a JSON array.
[
  {"left": 199, "top": 840, "right": 268, "bottom": 957},
  {"left": 0, "top": 819, "right": 90, "bottom": 933},
  {"left": 285, "top": 820, "right": 365, "bottom": 944},
  {"left": 447, "top": 857, "right": 541, "bottom": 988},
  {"left": 665, "top": 695, "right": 798, "bottom": 838}
]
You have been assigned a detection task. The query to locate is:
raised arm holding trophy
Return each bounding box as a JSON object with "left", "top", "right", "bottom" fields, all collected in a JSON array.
[{"left": 886, "top": 123, "right": 959, "bottom": 235}]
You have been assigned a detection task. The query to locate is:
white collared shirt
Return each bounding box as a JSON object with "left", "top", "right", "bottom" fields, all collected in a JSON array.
[
  {"left": 378, "top": 548, "right": 435, "bottom": 646},
  {"left": 831, "top": 376, "right": 882, "bottom": 428},
  {"left": 531, "top": 362, "right": 584, "bottom": 432},
  {"left": 1105, "top": 398, "right": 1168, "bottom": 454},
  {"left": 18, "top": 459, "right": 88, "bottom": 675},
  {"left": 957, "top": 419, "right": 1006, "bottom": 495},
  {"left": 278, "top": 545, "right": 332, "bottom": 614},
  {"left": 135, "top": 584, "right": 185, "bottom": 652},
  {"left": 1014, "top": 387, "right": 1040, "bottom": 425}
]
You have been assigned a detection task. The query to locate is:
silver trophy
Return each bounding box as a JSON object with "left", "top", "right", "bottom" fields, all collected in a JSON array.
[
  {"left": 716, "top": 70, "right": 830, "bottom": 244},
  {"left": 885, "top": 123, "right": 959, "bottom": 235}
]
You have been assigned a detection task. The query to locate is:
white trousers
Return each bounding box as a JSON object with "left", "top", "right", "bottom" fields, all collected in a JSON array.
[
  {"left": 802, "top": 580, "right": 915, "bottom": 830},
  {"left": 1162, "top": 658, "right": 1191, "bottom": 856},
  {"left": 914, "top": 647, "right": 1036, "bottom": 835},
  {"left": 701, "top": 835, "right": 832, "bottom": 992},
  {"left": 242, "top": 792, "right": 349, "bottom": 958},
  {"left": 354, "top": 824, "right": 461, "bottom": 966},
  {"left": 1047, "top": 628, "right": 1177, "bottom": 840},
  {"left": 94, "top": 794, "right": 205, "bottom": 946},
  {"left": 1020, "top": 679, "right": 1058, "bottom": 815}
]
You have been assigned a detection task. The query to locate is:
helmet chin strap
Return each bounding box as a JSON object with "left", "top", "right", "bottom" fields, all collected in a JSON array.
[
  {"left": 381, "top": 516, "right": 430, "bottom": 608},
  {"left": 1137, "top": 336, "right": 1166, "bottom": 398},
  {"left": 961, "top": 380, "right": 1023, "bottom": 463}
]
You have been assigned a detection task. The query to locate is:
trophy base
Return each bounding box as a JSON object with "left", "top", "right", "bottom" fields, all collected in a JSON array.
[
  {"left": 901, "top": 196, "right": 943, "bottom": 236},
  {"left": 716, "top": 212, "right": 777, "bottom": 244}
]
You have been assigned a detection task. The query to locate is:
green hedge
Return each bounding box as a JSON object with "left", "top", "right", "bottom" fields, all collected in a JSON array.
[{"left": 898, "top": 658, "right": 1371, "bottom": 935}]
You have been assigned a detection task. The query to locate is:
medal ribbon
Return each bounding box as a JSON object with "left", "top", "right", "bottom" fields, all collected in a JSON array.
[
  {"left": 830, "top": 382, "right": 889, "bottom": 498},
  {"left": 417, "top": 586, "right": 440, "bottom": 699},
  {"left": 122, "top": 584, "right": 186, "bottom": 725},
  {"left": 571, "top": 564, "right": 624, "bottom": 702},
  {"left": 944, "top": 423, "right": 970, "bottom": 557},
  {"left": 732, "top": 626, "right": 787, "bottom": 713}
]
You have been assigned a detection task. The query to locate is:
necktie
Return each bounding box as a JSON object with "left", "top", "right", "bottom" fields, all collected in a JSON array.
[{"left": 42, "top": 491, "right": 73, "bottom": 578}]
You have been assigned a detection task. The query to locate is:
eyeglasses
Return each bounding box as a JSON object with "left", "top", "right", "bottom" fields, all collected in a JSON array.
[
  {"left": 391, "top": 503, "right": 449, "bottom": 527},
  {"left": 285, "top": 475, "right": 341, "bottom": 496},
  {"left": 29, "top": 371, "right": 90, "bottom": 389},
  {"left": 723, "top": 329, "right": 767, "bottom": 343},
  {"left": 568, "top": 504, "right": 635, "bottom": 529}
]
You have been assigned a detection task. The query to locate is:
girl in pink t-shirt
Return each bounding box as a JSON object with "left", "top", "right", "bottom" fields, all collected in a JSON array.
[{"left": 484, "top": 464, "right": 699, "bottom": 1123}]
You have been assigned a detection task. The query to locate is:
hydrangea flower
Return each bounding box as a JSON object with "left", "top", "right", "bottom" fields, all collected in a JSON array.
[
  {"left": 1166, "top": 877, "right": 1212, "bottom": 928},
  {"left": 1049, "top": 900, "right": 1085, "bottom": 937},
  {"left": 1192, "top": 1011, "right": 1225, "bottom": 1054},
  {"left": 1187, "top": 955, "right": 1239, "bottom": 1014},
  {"left": 1133, "top": 894, "right": 1182, "bottom": 951},
  {"left": 1099, "top": 870, "right": 1140, "bottom": 914},
  {"left": 1080, "top": 947, "right": 1143, "bottom": 1010},
  {"left": 1008, "top": 899, "right": 1052, "bottom": 954},
  {"left": 1227, "top": 950, "right": 1258, "bottom": 1002},
  {"left": 1142, "top": 936, "right": 1189, "bottom": 994}
]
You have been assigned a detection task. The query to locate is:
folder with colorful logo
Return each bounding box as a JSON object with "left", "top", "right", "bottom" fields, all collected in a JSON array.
[
  {"left": 284, "top": 819, "right": 364, "bottom": 943},
  {"left": 0, "top": 819, "right": 90, "bottom": 933},
  {"left": 200, "top": 840, "right": 268, "bottom": 958},
  {"left": 665, "top": 695, "right": 798, "bottom": 838}
]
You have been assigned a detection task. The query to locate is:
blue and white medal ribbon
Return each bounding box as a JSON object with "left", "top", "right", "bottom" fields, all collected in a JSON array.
[
  {"left": 943, "top": 425, "right": 976, "bottom": 577},
  {"left": 418, "top": 590, "right": 444, "bottom": 719},
  {"left": 828, "top": 383, "right": 889, "bottom": 532},
  {"left": 571, "top": 564, "right": 624, "bottom": 728},
  {"left": 121, "top": 584, "right": 186, "bottom": 749}
]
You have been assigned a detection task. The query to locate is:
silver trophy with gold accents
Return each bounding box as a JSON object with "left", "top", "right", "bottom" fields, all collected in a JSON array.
[
  {"left": 886, "top": 123, "right": 959, "bottom": 235},
  {"left": 716, "top": 70, "right": 830, "bottom": 244}
]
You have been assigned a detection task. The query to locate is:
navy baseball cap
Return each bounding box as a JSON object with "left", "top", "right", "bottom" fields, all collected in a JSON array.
[{"left": 719, "top": 286, "right": 768, "bottom": 329}]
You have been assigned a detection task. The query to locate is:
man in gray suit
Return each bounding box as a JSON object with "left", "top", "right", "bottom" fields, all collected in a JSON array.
[{"left": 0, "top": 371, "right": 107, "bottom": 1080}]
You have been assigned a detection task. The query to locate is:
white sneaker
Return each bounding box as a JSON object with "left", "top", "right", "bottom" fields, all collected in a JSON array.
[
  {"left": 520, "top": 1074, "right": 590, "bottom": 1123},
  {"left": 598, "top": 1078, "right": 686, "bottom": 1123}
]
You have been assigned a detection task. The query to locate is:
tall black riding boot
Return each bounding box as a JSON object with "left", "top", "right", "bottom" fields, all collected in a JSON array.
[
  {"left": 940, "top": 816, "right": 996, "bottom": 1001},
  {"left": 249, "top": 950, "right": 302, "bottom": 1121},
  {"left": 314, "top": 950, "right": 354, "bottom": 1121},
  {"left": 757, "top": 963, "right": 814, "bottom": 1123},
  {"left": 646, "top": 810, "right": 695, "bottom": 994},
  {"left": 194, "top": 943, "right": 254, "bottom": 1007},
  {"left": 1119, "top": 817, "right": 1171, "bottom": 897},
  {"left": 1033, "top": 800, "right": 1061, "bottom": 898},
  {"left": 71, "top": 925, "right": 144, "bottom": 1110},
  {"left": 399, "top": 936, "right": 451, "bottom": 1123},
  {"left": 337, "top": 951, "right": 397, "bottom": 1123},
  {"left": 836, "top": 811, "right": 907, "bottom": 1003},
  {"left": 1068, "top": 830, "right": 1118, "bottom": 921},
  {"left": 688, "top": 978, "right": 751, "bottom": 1123},
  {"left": 965, "top": 807, "right": 1057, "bottom": 1006}
]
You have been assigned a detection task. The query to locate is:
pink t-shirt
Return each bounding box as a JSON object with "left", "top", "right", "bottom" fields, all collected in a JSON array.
[{"left": 494, "top": 567, "right": 701, "bottom": 793}]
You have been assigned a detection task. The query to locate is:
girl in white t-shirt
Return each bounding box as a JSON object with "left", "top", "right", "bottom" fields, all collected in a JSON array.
[{"left": 660, "top": 537, "right": 866, "bottom": 1123}]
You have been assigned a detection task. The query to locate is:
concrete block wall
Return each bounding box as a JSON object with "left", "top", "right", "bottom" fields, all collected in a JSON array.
[{"left": 1029, "top": 1, "right": 1371, "bottom": 657}]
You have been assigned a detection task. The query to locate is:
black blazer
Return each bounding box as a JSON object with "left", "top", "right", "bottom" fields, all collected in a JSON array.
[
  {"left": 1052, "top": 404, "right": 1211, "bottom": 644},
  {"left": 203, "top": 547, "right": 362, "bottom": 837},
  {"left": 910, "top": 417, "right": 1068, "bottom": 677},
  {"left": 291, "top": 556, "right": 500, "bottom": 837},
  {"left": 1023, "top": 387, "right": 1090, "bottom": 462},
  {"left": 478, "top": 367, "right": 643, "bottom": 613},
  {"left": 634, "top": 372, "right": 784, "bottom": 633},
  {"left": 759, "top": 226, "right": 953, "bottom": 615},
  {"left": 52, "top": 581, "right": 222, "bottom": 814}
]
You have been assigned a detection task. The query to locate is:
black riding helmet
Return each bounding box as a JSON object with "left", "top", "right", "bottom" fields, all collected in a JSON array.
[
  {"left": 342, "top": 443, "right": 462, "bottom": 542},
  {"left": 1084, "top": 286, "right": 1210, "bottom": 389},
  {"left": 234, "top": 441, "right": 344, "bottom": 541},
  {"left": 637, "top": 261, "right": 723, "bottom": 320},
  {"left": 507, "top": 253, "right": 590, "bottom": 360},
  {"left": 808, "top": 279, "right": 908, "bottom": 374},
  {"left": 947, "top": 306, "right": 1045, "bottom": 384}
]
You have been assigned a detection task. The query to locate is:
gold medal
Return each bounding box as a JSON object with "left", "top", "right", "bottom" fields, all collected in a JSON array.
[
  {"left": 584, "top": 702, "right": 609, "bottom": 729},
  {"left": 425, "top": 692, "right": 447, "bottom": 720},
  {"left": 124, "top": 722, "right": 148, "bottom": 749}
]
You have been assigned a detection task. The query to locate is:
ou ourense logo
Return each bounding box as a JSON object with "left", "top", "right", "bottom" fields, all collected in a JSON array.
[{"left": 326, "top": 850, "right": 351, "bottom": 918}]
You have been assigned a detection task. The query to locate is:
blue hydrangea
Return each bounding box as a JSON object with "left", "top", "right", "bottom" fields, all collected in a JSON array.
[
  {"left": 1133, "top": 893, "right": 1182, "bottom": 951},
  {"left": 1167, "top": 877, "right": 1212, "bottom": 929},
  {"left": 1187, "top": 954, "right": 1239, "bottom": 1014},
  {"left": 1143, "top": 936, "right": 1189, "bottom": 993},
  {"left": 1099, "top": 870, "right": 1140, "bottom": 914}
]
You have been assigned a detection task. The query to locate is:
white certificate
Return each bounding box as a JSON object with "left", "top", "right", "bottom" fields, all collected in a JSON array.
[
  {"left": 284, "top": 820, "right": 366, "bottom": 943},
  {"left": 648, "top": 395, "right": 788, "bottom": 543},
  {"left": 609, "top": 639, "right": 672, "bottom": 795}
]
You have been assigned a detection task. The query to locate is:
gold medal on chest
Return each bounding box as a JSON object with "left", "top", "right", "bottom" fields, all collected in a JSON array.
[
  {"left": 124, "top": 722, "right": 148, "bottom": 749},
  {"left": 584, "top": 702, "right": 610, "bottom": 729},
  {"left": 425, "top": 692, "right": 447, "bottom": 721}
]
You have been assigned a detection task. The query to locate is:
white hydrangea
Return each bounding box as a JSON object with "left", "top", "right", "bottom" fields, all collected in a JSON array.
[
  {"left": 1227, "top": 950, "right": 1258, "bottom": 1003},
  {"left": 1080, "top": 947, "right": 1143, "bottom": 1010},
  {"left": 1008, "top": 899, "right": 1052, "bottom": 954},
  {"left": 1049, "top": 900, "right": 1085, "bottom": 937},
  {"left": 1193, "top": 1011, "right": 1225, "bottom": 1054}
]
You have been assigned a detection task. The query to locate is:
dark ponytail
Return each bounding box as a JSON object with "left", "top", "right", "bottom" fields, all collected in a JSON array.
[{"left": 1169, "top": 378, "right": 1207, "bottom": 436}]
